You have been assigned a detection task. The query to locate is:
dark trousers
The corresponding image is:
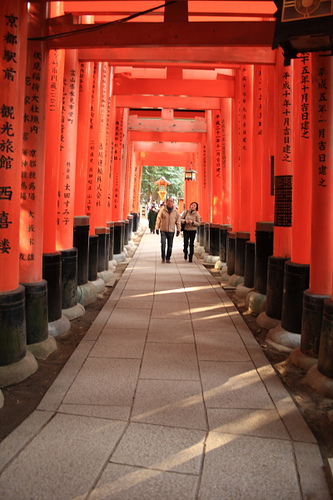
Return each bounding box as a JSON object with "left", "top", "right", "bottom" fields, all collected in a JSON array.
[
  {"left": 160, "top": 231, "right": 175, "bottom": 260},
  {"left": 183, "top": 230, "right": 196, "bottom": 257}
]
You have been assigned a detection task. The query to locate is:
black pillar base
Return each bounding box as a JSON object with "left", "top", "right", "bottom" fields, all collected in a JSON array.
[
  {"left": 266, "top": 256, "right": 289, "bottom": 320},
  {"left": 95, "top": 227, "right": 109, "bottom": 272},
  {"left": 124, "top": 219, "right": 129, "bottom": 246},
  {"left": 254, "top": 222, "right": 274, "bottom": 295},
  {"left": 219, "top": 225, "right": 231, "bottom": 263},
  {"left": 61, "top": 248, "right": 78, "bottom": 310},
  {"left": 43, "top": 252, "right": 62, "bottom": 323},
  {"left": 209, "top": 224, "right": 220, "bottom": 256},
  {"left": 113, "top": 221, "right": 123, "bottom": 254},
  {"left": 73, "top": 216, "right": 90, "bottom": 286},
  {"left": 301, "top": 290, "right": 330, "bottom": 359},
  {"left": 244, "top": 241, "right": 255, "bottom": 289},
  {"left": 107, "top": 222, "right": 114, "bottom": 261},
  {"left": 281, "top": 261, "right": 310, "bottom": 334},
  {"left": 227, "top": 232, "right": 236, "bottom": 276},
  {"left": 0, "top": 285, "right": 26, "bottom": 366},
  {"left": 199, "top": 222, "right": 205, "bottom": 247},
  {"left": 88, "top": 235, "right": 99, "bottom": 282},
  {"left": 23, "top": 280, "right": 48, "bottom": 345},
  {"left": 235, "top": 232, "right": 250, "bottom": 276},
  {"left": 204, "top": 223, "right": 210, "bottom": 253},
  {"left": 317, "top": 299, "right": 333, "bottom": 379}
]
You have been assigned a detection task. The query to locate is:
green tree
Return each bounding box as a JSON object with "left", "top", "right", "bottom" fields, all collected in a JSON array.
[{"left": 140, "top": 166, "right": 184, "bottom": 205}]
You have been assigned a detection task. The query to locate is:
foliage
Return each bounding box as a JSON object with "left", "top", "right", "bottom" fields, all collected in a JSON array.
[{"left": 140, "top": 166, "right": 184, "bottom": 205}]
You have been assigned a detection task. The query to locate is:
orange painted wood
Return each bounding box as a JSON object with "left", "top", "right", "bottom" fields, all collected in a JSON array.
[
  {"left": 211, "top": 110, "right": 223, "bottom": 224},
  {"left": 231, "top": 69, "right": 241, "bottom": 232},
  {"left": 0, "top": 0, "right": 28, "bottom": 291},
  {"left": 74, "top": 61, "right": 93, "bottom": 216},
  {"left": 19, "top": 3, "right": 46, "bottom": 284},
  {"left": 198, "top": 127, "right": 210, "bottom": 222},
  {"left": 78, "top": 46, "right": 276, "bottom": 66},
  {"left": 273, "top": 49, "right": 293, "bottom": 258},
  {"left": 46, "top": 21, "right": 275, "bottom": 50},
  {"left": 95, "top": 62, "right": 110, "bottom": 227},
  {"left": 250, "top": 65, "right": 266, "bottom": 241},
  {"left": 122, "top": 141, "right": 134, "bottom": 219},
  {"left": 130, "top": 131, "right": 202, "bottom": 143},
  {"left": 260, "top": 64, "right": 275, "bottom": 223},
  {"left": 220, "top": 98, "right": 232, "bottom": 226},
  {"left": 43, "top": 48, "right": 65, "bottom": 253},
  {"left": 105, "top": 65, "right": 114, "bottom": 222},
  {"left": 113, "top": 75, "right": 234, "bottom": 98},
  {"left": 111, "top": 107, "right": 125, "bottom": 221},
  {"left": 310, "top": 53, "right": 333, "bottom": 296},
  {"left": 291, "top": 55, "right": 312, "bottom": 265},
  {"left": 238, "top": 65, "right": 253, "bottom": 233},
  {"left": 56, "top": 49, "right": 79, "bottom": 251},
  {"left": 86, "top": 62, "right": 102, "bottom": 234}
]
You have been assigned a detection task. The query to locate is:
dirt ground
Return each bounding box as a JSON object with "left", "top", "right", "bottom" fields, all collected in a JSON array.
[{"left": 1, "top": 260, "right": 333, "bottom": 469}]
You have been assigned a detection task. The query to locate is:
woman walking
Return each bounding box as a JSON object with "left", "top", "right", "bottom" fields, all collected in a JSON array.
[{"left": 181, "top": 202, "right": 201, "bottom": 262}]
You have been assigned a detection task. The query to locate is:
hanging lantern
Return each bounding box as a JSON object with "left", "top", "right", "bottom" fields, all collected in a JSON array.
[
  {"left": 184, "top": 168, "right": 197, "bottom": 181},
  {"left": 272, "top": 0, "right": 333, "bottom": 65}
]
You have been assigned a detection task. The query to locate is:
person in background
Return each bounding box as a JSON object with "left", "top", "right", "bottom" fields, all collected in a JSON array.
[
  {"left": 181, "top": 201, "right": 201, "bottom": 262},
  {"left": 155, "top": 197, "right": 181, "bottom": 263},
  {"left": 148, "top": 205, "right": 158, "bottom": 233}
]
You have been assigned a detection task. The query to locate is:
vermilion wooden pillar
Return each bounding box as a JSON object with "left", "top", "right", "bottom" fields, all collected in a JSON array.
[
  {"left": 205, "top": 110, "right": 213, "bottom": 223},
  {"left": 85, "top": 62, "right": 102, "bottom": 280},
  {"left": 73, "top": 60, "right": 93, "bottom": 291},
  {"left": 261, "top": 64, "right": 275, "bottom": 222},
  {"left": 112, "top": 107, "right": 127, "bottom": 222},
  {"left": 0, "top": 0, "right": 38, "bottom": 384},
  {"left": 220, "top": 98, "right": 232, "bottom": 226},
  {"left": 231, "top": 66, "right": 253, "bottom": 282},
  {"left": 211, "top": 110, "right": 223, "bottom": 224},
  {"left": 42, "top": 3, "right": 66, "bottom": 333},
  {"left": 107, "top": 92, "right": 116, "bottom": 222},
  {"left": 279, "top": 56, "right": 311, "bottom": 337},
  {"left": 265, "top": 49, "right": 293, "bottom": 324},
  {"left": 86, "top": 62, "right": 101, "bottom": 235},
  {"left": 74, "top": 61, "right": 93, "bottom": 216},
  {"left": 197, "top": 138, "right": 209, "bottom": 223},
  {"left": 95, "top": 62, "right": 109, "bottom": 228},
  {"left": 123, "top": 141, "right": 134, "bottom": 221},
  {"left": 305, "top": 54, "right": 333, "bottom": 384},
  {"left": 57, "top": 48, "right": 81, "bottom": 313},
  {"left": 238, "top": 65, "right": 253, "bottom": 233},
  {"left": 19, "top": 2, "right": 55, "bottom": 355},
  {"left": 105, "top": 65, "right": 114, "bottom": 221},
  {"left": 132, "top": 152, "right": 142, "bottom": 217},
  {"left": 231, "top": 68, "right": 242, "bottom": 233}
]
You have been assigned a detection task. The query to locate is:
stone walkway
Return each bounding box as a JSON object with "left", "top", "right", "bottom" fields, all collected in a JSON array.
[{"left": 0, "top": 230, "right": 331, "bottom": 499}]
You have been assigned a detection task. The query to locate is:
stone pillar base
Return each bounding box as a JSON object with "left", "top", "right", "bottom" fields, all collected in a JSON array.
[
  {"left": 62, "top": 303, "right": 85, "bottom": 321},
  {"left": 305, "top": 364, "right": 333, "bottom": 399},
  {"left": 236, "top": 283, "right": 252, "bottom": 300},
  {"left": 246, "top": 290, "right": 266, "bottom": 315},
  {"left": 228, "top": 274, "right": 244, "bottom": 287},
  {"left": 27, "top": 335, "right": 58, "bottom": 360},
  {"left": 266, "top": 324, "right": 300, "bottom": 353},
  {"left": 289, "top": 346, "right": 317, "bottom": 372},
  {"left": 98, "top": 269, "right": 114, "bottom": 284},
  {"left": 48, "top": 315, "right": 71, "bottom": 338},
  {"left": 113, "top": 252, "right": 127, "bottom": 263},
  {"left": 77, "top": 282, "right": 98, "bottom": 306},
  {"left": 257, "top": 312, "right": 280, "bottom": 330},
  {"left": 0, "top": 351, "right": 38, "bottom": 388},
  {"left": 90, "top": 277, "right": 105, "bottom": 294}
]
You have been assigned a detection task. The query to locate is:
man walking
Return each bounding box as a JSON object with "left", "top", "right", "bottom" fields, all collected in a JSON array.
[{"left": 155, "top": 197, "right": 181, "bottom": 263}]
